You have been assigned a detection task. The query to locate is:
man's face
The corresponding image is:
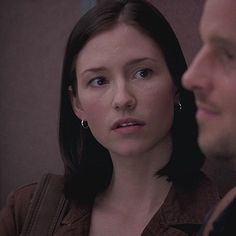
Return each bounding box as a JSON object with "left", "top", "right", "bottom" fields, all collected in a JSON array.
[{"left": 182, "top": 0, "right": 236, "bottom": 161}]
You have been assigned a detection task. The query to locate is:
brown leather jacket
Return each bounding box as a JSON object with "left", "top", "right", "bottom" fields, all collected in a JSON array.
[{"left": 0, "top": 174, "right": 220, "bottom": 236}]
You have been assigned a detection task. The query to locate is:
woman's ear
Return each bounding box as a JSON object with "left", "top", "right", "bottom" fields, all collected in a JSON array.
[{"left": 68, "top": 86, "right": 87, "bottom": 121}]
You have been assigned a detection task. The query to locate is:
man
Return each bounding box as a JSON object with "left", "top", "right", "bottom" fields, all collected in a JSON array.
[{"left": 182, "top": 0, "right": 236, "bottom": 235}]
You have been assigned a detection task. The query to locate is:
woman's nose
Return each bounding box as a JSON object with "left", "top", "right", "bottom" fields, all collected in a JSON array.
[{"left": 112, "top": 83, "right": 136, "bottom": 111}]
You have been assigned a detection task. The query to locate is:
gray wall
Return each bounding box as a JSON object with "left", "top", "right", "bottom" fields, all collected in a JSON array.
[
  {"left": 1, "top": 0, "right": 236, "bottom": 208},
  {"left": 150, "top": 0, "right": 204, "bottom": 64},
  {"left": 0, "top": 0, "right": 96, "bottom": 207}
]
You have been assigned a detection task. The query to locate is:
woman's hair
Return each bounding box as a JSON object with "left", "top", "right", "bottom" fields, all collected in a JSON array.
[{"left": 59, "top": 0, "right": 205, "bottom": 204}]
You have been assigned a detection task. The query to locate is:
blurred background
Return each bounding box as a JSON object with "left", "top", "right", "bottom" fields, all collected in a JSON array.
[{"left": 1, "top": 0, "right": 235, "bottom": 208}]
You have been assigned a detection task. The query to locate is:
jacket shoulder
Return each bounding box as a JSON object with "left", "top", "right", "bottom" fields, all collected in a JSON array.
[
  {"left": 0, "top": 182, "right": 37, "bottom": 235},
  {"left": 0, "top": 173, "right": 64, "bottom": 235}
]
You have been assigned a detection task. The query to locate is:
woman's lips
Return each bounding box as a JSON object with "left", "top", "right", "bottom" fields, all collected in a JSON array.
[{"left": 112, "top": 118, "right": 145, "bottom": 134}]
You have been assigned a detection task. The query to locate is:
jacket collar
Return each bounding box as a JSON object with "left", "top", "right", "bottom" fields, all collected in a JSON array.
[
  {"left": 61, "top": 175, "right": 219, "bottom": 234},
  {"left": 144, "top": 177, "right": 220, "bottom": 234}
]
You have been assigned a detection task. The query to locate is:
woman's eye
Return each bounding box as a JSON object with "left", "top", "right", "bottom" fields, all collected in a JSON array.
[
  {"left": 89, "top": 76, "right": 107, "bottom": 87},
  {"left": 134, "top": 68, "right": 153, "bottom": 80}
]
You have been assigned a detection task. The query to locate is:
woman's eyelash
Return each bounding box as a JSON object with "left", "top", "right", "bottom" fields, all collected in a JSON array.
[
  {"left": 135, "top": 68, "right": 153, "bottom": 79},
  {"left": 88, "top": 76, "right": 107, "bottom": 86},
  {"left": 86, "top": 68, "right": 154, "bottom": 86}
]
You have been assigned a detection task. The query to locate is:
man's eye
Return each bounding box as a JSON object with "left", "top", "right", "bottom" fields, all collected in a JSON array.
[
  {"left": 219, "top": 47, "right": 235, "bottom": 63},
  {"left": 223, "top": 50, "right": 235, "bottom": 61},
  {"left": 134, "top": 68, "right": 153, "bottom": 79},
  {"left": 89, "top": 76, "right": 107, "bottom": 87}
]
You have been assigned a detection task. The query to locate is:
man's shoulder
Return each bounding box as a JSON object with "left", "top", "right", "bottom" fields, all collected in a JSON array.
[{"left": 201, "top": 186, "right": 236, "bottom": 236}]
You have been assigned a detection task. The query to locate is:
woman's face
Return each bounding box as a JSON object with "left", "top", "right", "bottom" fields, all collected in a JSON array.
[{"left": 72, "top": 23, "right": 177, "bottom": 157}]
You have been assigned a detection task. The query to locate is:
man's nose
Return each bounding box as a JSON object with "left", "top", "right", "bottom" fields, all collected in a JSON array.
[{"left": 182, "top": 46, "right": 213, "bottom": 92}]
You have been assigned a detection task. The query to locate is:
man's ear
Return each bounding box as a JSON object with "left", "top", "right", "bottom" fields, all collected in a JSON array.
[{"left": 68, "top": 86, "right": 86, "bottom": 121}]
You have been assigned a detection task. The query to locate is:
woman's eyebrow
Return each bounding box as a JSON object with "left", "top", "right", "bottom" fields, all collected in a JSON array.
[
  {"left": 79, "top": 58, "right": 158, "bottom": 76},
  {"left": 125, "top": 57, "right": 157, "bottom": 67},
  {"left": 80, "top": 66, "right": 107, "bottom": 76}
]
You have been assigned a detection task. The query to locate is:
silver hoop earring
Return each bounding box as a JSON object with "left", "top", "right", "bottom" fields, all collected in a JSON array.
[
  {"left": 176, "top": 102, "right": 182, "bottom": 111},
  {"left": 81, "top": 120, "right": 88, "bottom": 129}
]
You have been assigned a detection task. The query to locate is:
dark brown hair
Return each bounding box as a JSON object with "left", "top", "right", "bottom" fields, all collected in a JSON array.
[{"left": 59, "top": 0, "right": 204, "bottom": 204}]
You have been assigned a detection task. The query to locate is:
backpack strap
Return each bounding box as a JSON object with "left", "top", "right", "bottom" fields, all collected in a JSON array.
[{"left": 21, "top": 173, "right": 69, "bottom": 236}]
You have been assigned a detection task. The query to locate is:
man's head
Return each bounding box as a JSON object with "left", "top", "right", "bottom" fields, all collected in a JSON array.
[{"left": 182, "top": 0, "right": 236, "bottom": 161}]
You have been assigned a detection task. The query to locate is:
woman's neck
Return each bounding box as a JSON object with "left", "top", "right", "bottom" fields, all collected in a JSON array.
[{"left": 96, "top": 136, "right": 173, "bottom": 214}]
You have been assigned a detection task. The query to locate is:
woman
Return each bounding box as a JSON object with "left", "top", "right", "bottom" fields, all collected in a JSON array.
[{"left": 0, "top": 0, "right": 219, "bottom": 235}]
